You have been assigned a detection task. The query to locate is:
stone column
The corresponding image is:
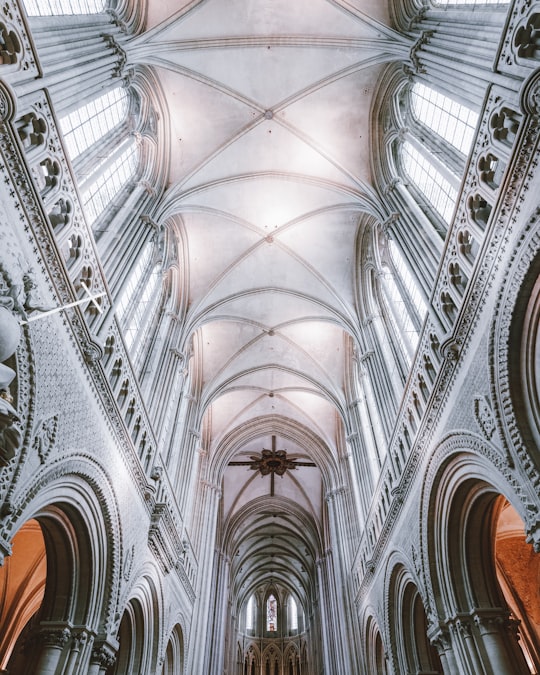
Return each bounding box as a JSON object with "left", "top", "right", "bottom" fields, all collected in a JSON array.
[
  {"left": 34, "top": 627, "right": 71, "bottom": 675},
  {"left": 473, "top": 612, "right": 529, "bottom": 675},
  {"left": 186, "top": 480, "right": 222, "bottom": 675},
  {"left": 428, "top": 624, "right": 458, "bottom": 675},
  {"left": 63, "top": 629, "right": 90, "bottom": 675},
  {"left": 315, "top": 556, "right": 333, "bottom": 675},
  {"left": 207, "top": 549, "right": 231, "bottom": 674},
  {"left": 88, "top": 641, "right": 117, "bottom": 675},
  {"left": 449, "top": 616, "right": 484, "bottom": 675}
]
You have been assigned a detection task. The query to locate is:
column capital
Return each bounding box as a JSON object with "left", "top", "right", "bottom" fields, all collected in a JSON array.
[
  {"left": 200, "top": 479, "right": 222, "bottom": 497},
  {"left": 38, "top": 626, "right": 72, "bottom": 648},
  {"left": 90, "top": 641, "right": 117, "bottom": 668}
]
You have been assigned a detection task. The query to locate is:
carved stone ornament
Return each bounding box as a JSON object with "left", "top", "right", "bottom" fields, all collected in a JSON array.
[
  {"left": 90, "top": 642, "right": 117, "bottom": 668},
  {"left": 0, "top": 80, "right": 16, "bottom": 123},
  {"left": 32, "top": 415, "right": 58, "bottom": 464},
  {"left": 474, "top": 395, "right": 496, "bottom": 440},
  {"left": 0, "top": 388, "right": 21, "bottom": 467}
]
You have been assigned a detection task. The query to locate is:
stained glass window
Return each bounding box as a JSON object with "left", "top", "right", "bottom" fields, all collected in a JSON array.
[{"left": 266, "top": 594, "right": 277, "bottom": 632}]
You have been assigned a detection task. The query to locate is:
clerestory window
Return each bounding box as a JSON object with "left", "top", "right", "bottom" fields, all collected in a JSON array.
[
  {"left": 288, "top": 596, "right": 298, "bottom": 632},
  {"left": 116, "top": 242, "right": 163, "bottom": 365},
  {"left": 23, "top": 0, "right": 106, "bottom": 15},
  {"left": 401, "top": 141, "right": 458, "bottom": 225},
  {"left": 60, "top": 88, "right": 129, "bottom": 161},
  {"left": 81, "top": 137, "right": 138, "bottom": 227},
  {"left": 410, "top": 82, "right": 478, "bottom": 155},
  {"left": 116, "top": 244, "right": 152, "bottom": 324},
  {"left": 246, "top": 595, "right": 255, "bottom": 632},
  {"left": 123, "top": 263, "right": 161, "bottom": 361}
]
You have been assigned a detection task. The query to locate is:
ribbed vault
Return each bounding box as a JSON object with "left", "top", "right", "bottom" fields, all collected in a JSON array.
[{"left": 125, "top": 0, "right": 403, "bottom": 656}]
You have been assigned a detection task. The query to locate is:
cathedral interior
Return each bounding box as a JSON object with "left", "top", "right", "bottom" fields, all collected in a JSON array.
[{"left": 0, "top": 0, "right": 540, "bottom": 673}]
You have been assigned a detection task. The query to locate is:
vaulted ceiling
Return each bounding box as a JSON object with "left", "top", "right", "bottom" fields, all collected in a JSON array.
[{"left": 128, "top": 0, "right": 408, "bottom": 614}]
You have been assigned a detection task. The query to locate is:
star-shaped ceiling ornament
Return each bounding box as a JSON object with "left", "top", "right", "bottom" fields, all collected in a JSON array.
[{"left": 229, "top": 435, "right": 316, "bottom": 495}]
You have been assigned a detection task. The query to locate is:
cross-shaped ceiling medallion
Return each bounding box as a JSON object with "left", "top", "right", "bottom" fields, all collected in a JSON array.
[{"left": 229, "top": 435, "right": 316, "bottom": 496}]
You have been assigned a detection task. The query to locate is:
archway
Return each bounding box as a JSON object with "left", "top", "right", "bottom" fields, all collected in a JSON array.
[
  {"left": 111, "top": 599, "right": 146, "bottom": 674},
  {"left": 364, "top": 615, "right": 387, "bottom": 675},
  {"left": 3, "top": 500, "right": 110, "bottom": 674},
  {"left": 162, "top": 624, "right": 184, "bottom": 675},
  {"left": 0, "top": 519, "right": 46, "bottom": 669},
  {"left": 388, "top": 565, "right": 442, "bottom": 674},
  {"left": 495, "top": 497, "right": 540, "bottom": 670},
  {"left": 426, "top": 452, "right": 534, "bottom": 675},
  {"left": 111, "top": 576, "right": 161, "bottom": 675}
]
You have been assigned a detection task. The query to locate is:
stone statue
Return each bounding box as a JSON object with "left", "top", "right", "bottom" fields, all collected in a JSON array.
[
  {"left": 0, "top": 269, "right": 52, "bottom": 321},
  {"left": 0, "top": 388, "right": 21, "bottom": 466}
]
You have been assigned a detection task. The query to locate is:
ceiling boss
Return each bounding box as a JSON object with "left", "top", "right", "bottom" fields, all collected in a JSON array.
[{"left": 229, "top": 436, "right": 316, "bottom": 496}]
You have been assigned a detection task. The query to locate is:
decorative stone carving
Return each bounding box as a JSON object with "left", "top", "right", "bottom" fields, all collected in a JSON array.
[
  {"left": 0, "top": 305, "right": 19, "bottom": 362},
  {"left": 123, "top": 543, "right": 135, "bottom": 581},
  {"left": 90, "top": 642, "right": 117, "bottom": 668},
  {"left": 0, "top": 269, "right": 52, "bottom": 322},
  {"left": 473, "top": 395, "right": 496, "bottom": 440},
  {"left": 0, "top": 80, "right": 16, "bottom": 122},
  {"left": 17, "top": 111, "right": 47, "bottom": 150},
  {"left": 0, "top": 21, "right": 20, "bottom": 65},
  {"left": 39, "top": 627, "right": 71, "bottom": 648},
  {"left": 0, "top": 387, "right": 21, "bottom": 467},
  {"left": 32, "top": 415, "right": 58, "bottom": 464},
  {"left": 409, "top": 30, "right": 433, "bottom": 74}
]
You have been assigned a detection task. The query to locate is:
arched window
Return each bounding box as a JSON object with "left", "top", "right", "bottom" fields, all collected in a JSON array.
[
  {"left": 246, "top": 595, "right": 255, "bottom": 632},
  {"left": 116, "top": 243, "right": 153, "bottom": 324},
  {"left": 388, "top": 240, "right": 427, "bottom": 321},
  {"left": 381, "top": 239, "right": 427, "bottom": 363},
  {"left": 410, "top": 82, "right": 478, "bottom": 154},
  {"left": 266, "top": 594, "right": 277, "bottom": 632},
  {"left": 116, "top": 242, "right": 163, "bottom": 364},
  {"left": 401, "top": 141, "right": 458, "bottom": 225},
  {"left": 123, "top": 263, "right": 162, "bottom": 362},
  {"left": 60, "top": 88, "right": 129, "bottom": 161},
  {"left": 288, "top": 596, "right": 298, "bottom": 632},
  {"left": 23, "top": 0, "right": 106, "bottom": 15},
  {"left": 81, "top": 137, "right": 139, "bottom": 226},
  {"left": 355, "top": 362, "right": 387, "bottom": 479}
]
